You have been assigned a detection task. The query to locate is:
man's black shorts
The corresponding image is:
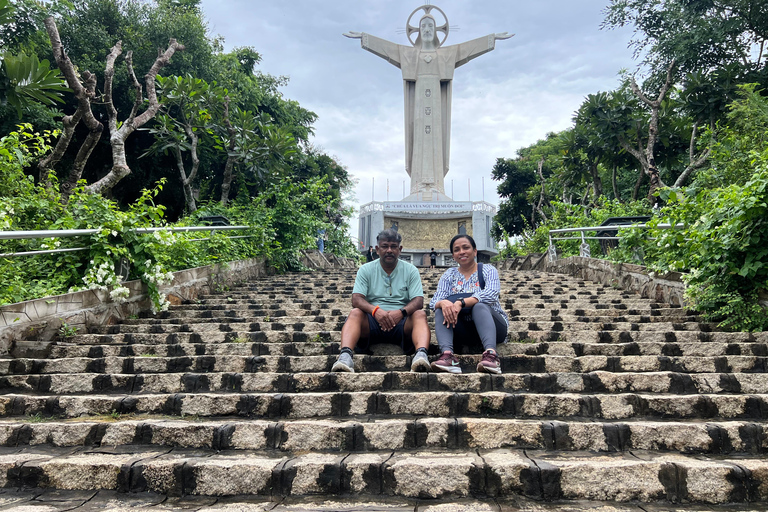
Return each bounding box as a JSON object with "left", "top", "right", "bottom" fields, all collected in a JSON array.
[{"left": 355, "top": 313, "right": 415, "bottom": 355}]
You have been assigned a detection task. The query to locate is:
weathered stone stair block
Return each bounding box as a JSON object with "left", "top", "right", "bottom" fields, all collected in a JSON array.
[{"left": 3, "top": 447, "right": 768, "bottom": 503}]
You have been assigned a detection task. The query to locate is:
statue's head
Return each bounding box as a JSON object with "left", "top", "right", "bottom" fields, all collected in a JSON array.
[{"left": 415, "top": 14, "right": 439, "bottom": 48}]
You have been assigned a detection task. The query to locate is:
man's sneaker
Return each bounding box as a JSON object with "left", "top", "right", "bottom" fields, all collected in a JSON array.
[
  {"left": 477, "top": 349, "right": 501, "bottom": 374},
  {"left": 431, "top": 351, "right": 462, "bottom": 374},
  {"left": 410, "top": 350, "right": 431, "bottom": 372},
  {"left": 331, "top": 351, "right": 355, "bottom": 373}
]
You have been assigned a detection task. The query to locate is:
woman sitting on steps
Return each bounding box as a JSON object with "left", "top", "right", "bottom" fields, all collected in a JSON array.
[{"left": 429, "top": 234, "right": 508, "bottom": 374}]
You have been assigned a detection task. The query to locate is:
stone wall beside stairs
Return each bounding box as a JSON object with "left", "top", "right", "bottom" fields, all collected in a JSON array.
[
  {"left": 0, "top": 250, "right": 355, "bottom": 357},
  {"left": 502, "top": 253, "right": 768, "bottom": 310},
  {"left": 544, "top": 256, "right": 687, "bottom": 307}
]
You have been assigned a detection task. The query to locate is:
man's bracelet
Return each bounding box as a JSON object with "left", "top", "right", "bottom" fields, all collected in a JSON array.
[{"left": 371, "top": 306, "right": 380, "bottom": 317}]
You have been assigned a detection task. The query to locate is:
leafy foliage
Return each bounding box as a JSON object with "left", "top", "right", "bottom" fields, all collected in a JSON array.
[
  {"left": 0, "top": 126, "right": 353, "bottom": 308},
  {"left": 0, "top": 0, "right": 68, "bottom": 118},
  {"left": 602, "top": 0, "right": 768, "bottom": 78},
  {"left": 1, "top": 51, "right": 69, "bottom": 118}
]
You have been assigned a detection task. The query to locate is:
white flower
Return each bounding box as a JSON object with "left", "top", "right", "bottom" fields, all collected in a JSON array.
[{"left": 110, "top": 286, "right": 130, "bottom": 302}]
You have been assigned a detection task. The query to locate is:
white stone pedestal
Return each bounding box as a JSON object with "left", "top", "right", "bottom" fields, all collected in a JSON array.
[{"left": 358, "top": 201, "right": 498, "bottom": 266}]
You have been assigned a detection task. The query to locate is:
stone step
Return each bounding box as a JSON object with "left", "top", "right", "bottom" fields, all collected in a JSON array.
[
  {"left": 87, "top": 320, "right": 346, "bottom": 335},
  {"left": 2, "top": 446, "right": 768, "bottom": 503},
  {"left": 65, "top": 329, "right": 768, "bottom": 347},
  {"left": 5, "top": 354, "right": 768, "bottom": 376},
  {"left": 3, "top": 391, "right": 768, "bottom": 420},
  {"left": 2, "top": 417, "right": 767, "bottom": 455},
  {"left": 0, "top": 490, "right": 729, "bottom": 512},
  {"left": 505, "top": 299, "right": 677, "bottom": 308},
  {"left": 4, "top": 370, "right": 768, "bottom": 396},
  {"left": 162, "top": 305, "right": 691, "bottom": 318},
  {"left": 85, "top": 320, "right": 717, "bottom": 336},
  {"left": 125, "top": 312, "right": 700, "bottom": 327},
  {"left": 147, "top": 308, "right": 695, "bottom": 323},
  {"left": 47, "top": 340, "right": 768, "bottom": 360},
  {"left": 192, "top": 295, "right": 667, "bottom": 307},
  {"left": 509, "top": 330, "right": 768, "bottom": 344}
]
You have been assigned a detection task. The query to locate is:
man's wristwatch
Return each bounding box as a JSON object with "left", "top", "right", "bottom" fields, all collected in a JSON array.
[
  {"left": 459, "top": 298, "right": 466, "bottom": 307},
  {"left": 400, "top": 308, "right": 408, "bottom": 318}
]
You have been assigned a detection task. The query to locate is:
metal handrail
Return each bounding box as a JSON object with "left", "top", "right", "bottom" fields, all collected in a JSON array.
[
  {"left": 0, "top": 225, "right": 252, "bottom": 258},
  {"left": 547, "top": 223, "right": 685, "bottom": 261}
]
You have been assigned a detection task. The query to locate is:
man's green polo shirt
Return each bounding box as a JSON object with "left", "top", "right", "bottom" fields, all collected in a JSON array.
[{"left": 352, "top": 259, "right": 424, "bottom": 310}]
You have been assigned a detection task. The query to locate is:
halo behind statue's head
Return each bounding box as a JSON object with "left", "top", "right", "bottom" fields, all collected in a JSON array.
[{"left": 407, "top": 5, "right": 449, "bottom": 48}]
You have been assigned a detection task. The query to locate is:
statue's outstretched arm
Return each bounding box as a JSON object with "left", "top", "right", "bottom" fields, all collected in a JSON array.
[
  {"left": 345, "top": 32, "right": 402, "bottom": 68},
  {"left": 453, "top": 32, "right": 514, "bottom": 68}
]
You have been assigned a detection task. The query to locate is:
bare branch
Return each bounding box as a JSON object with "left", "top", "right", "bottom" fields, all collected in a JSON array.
[
  {"left": 673, "top": 122, "right": 711, "bottom": 187},
  {"left": 133, "top": 39, "right": 185, "bottom": 129},
  {"left": 37, "top": 110, "right": 81, "bottom": 183},
  {"left": 124, "top": 51, "right": 143, "bottom": 125},
  {"left": 87, "top": 39, "right": 184, "bottom": 196},
  {"left": 104, "top": 41, "right": 122, "bottom": 134}
]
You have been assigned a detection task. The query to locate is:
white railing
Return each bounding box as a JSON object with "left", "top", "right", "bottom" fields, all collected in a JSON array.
[
  {"left": 0, "top": 225, "right": 252, "bottom": 258},
  {"left": 547, "top": 223, "right": 685, "bottom": 262}
]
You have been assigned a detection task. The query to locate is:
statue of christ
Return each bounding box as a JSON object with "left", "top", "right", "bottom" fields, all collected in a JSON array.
[{"left": 345, "top": 5, "right": 512, "bottom": 200}]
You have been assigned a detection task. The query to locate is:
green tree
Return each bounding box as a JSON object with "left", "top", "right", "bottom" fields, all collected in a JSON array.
[
  {"left": 144, "top": 74, "right": 228, "bottom": 213},
  {"left": 603, "top": 0, "right": 768, "bottom": 77}
]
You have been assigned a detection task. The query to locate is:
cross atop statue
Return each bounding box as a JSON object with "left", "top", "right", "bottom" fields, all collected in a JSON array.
[{"left": 345, "top": 5, "right": 513, "bottom": 201}]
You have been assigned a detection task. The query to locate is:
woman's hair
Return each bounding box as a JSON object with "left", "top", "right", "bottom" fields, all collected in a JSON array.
[{"left": 450, "top": 234, "right": 476, "bottom": 252}]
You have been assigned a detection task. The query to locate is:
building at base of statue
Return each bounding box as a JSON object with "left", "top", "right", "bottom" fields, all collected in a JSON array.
[{"left": 358, "top": 200, "right": 498, "bottom": 266}]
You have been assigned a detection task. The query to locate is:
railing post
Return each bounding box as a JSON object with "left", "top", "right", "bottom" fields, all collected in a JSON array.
[
  {"left": 579, "top": 231, "right": 590, "bottom": 258},
  {"left": 547, "top": 232, "right": 557, "bottom": 262}
]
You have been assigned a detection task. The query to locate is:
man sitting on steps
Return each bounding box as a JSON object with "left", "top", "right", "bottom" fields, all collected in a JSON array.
[{"left": 332, "top": 228, "right": 431, "bottom": 373}]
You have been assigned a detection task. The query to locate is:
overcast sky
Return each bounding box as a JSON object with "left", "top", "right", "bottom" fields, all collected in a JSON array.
[{"left": 199, "top": 0, "right": 637, "bottom": 239}]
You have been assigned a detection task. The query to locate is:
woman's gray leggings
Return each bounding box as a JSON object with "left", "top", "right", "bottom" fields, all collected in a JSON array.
[{"left": 434, "top": 302, "right": 508, "bottom": 353}]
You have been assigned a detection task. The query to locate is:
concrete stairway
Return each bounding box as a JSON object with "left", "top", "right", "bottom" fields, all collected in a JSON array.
[{"left": 1, "top": 267, "right": 768, "bottom": 510}]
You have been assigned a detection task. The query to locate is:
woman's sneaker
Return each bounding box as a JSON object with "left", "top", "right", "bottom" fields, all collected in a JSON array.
[
  {"left": 431, "top": 351, "right": 462, "bottom": 374},
  {"left": 477, "top": 349, "right": 501, "bottom": 374}
]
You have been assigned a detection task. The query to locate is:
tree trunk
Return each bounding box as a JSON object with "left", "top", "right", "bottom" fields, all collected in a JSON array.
[
  {"left": 44, "top": 17, "right": 104, "bottom": 198},
  {"left": 220, "top": 97, "right": 238, "bottom": 206},
  {"left": 37, "top": 109, "right": 81, "bottom": 185},
  {"left": 632, "top": 170, "right": 644, "bottom": 201},
  {"left": 623, "top": 60, "right": 676, "bottom": 204},
  {"left": 590, "top": 162, "right": 602, "bottom": 199},
  {"left": 533, "top": 157, "right": 548, "bottom": 225},
  {"left": 173, "top": 145, "right": 197, "bottom": 213},
  {"left": 612, "top": 165, "right": 621, "bottom": 202}
]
